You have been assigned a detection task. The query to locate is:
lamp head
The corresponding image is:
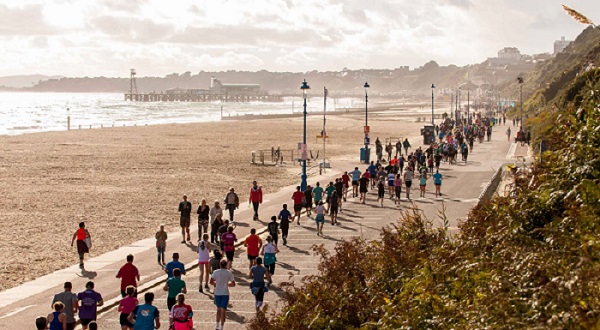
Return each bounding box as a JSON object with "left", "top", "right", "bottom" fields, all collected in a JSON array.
[
  {"left": 517, "top": 77, "right": 524, "bottom": 84},
  {"left": 363, "top": 81, "right": 370, "bottom": 89},
  {"left": 431, "top": 83, "right": 435, "bottom": 89},
  {"left": 300, "top": 79, "right": 310, "bottom": 97}
]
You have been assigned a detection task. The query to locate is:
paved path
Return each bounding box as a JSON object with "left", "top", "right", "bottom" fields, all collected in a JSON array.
[{"left": 0, "top": 123, "right": 528, "bottom": 329}]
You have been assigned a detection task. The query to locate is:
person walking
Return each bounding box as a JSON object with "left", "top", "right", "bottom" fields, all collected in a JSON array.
[
  {"left": 169, "top": 293, "right": 193, "bottom": 330},
  {"left": 128, "top": 292, "right": 160, "bottom": 330},
  {"left": 506, "top": 127, "right": 511, "bottom": 142},
  {"left": 77, "top": 281, "right": 103, "bottom": 330},
  {"left": 395, "top": 140, "right": 402, "bottom": 158},
  {"left": 155, "top": 224, "right": 167, "bottom": 266},
  {"left": 70, "top": 222, "right": 91, "bottom": 269},
  {"left": 197, "top": 234, "right": 212, "bottom": 293},
  {"left": 221, "top": 226, "right": 237, "bottom": 269},
  {"left": 197, "top": 199, "right": 210, "bottom": 240},
  {"left": 433, "top": 170, "right": 443, "bottom": 197},
  {"left": 51, "top": 282, "right": 77, "bottom": 330},
  {"left": 404, "top": 167, "right": 414, "bottom": 200},
  {"left": 118, "top": 286, "right": 138, "bottom": 330},
  {"left": 402, "top": 138, "right": 411, "bottom": 156},
  {"left": 163, "top": 268, "right": 187, "bottom": 312},
  {"left": 116, "top": 254, "right": 140, "bottom": 297},
  {"left": 315, "top": 201, "right": 326, "bottom": 236},
  {"left": 291, "top": 186, "right": 305, "bottom": 225},
  {"left": 223, "top": 188, "right": 240, "bottom": 223},
  {"left": 249, "top": 181, "right": 263, "bottom": 221},
  {"left": 47, "top": 302, "right": 67, "bottom": 330},
  {"left": 267, "top": 216, "right": 280, "bottom": 245},
  {"left": 178, "top": 195, "right": 192, "bottom": 243},
  {"left": 209, "top": 201, "right": 223, "bottom": 244},
  {"left": 261, "top": 235, "right": 279, "bottom": 276},
  {"left": 249, "top": 257, "right": 271, "bottom": 314},
  {"left": 210, "top": 260, "right": 236, "bottom": 330},
  {"left": 386, "top": 142, "right": 393, "bottom": 161},
  {"left": 278, "top": 204, "right": 292, "bottom": 245},
  {"left": 165, "top": 253, "right": 186, "bottom": 278},
  {"left": 244, "top": 228, "right": 263, "bottom": 269}
]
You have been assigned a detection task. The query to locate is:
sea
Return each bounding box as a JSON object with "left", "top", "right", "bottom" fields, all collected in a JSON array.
[{"left": 0, "top": 92, "right": 361, "bottom": 136}]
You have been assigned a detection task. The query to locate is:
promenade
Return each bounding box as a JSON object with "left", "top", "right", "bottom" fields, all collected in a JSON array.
[{"left": 0, "top": 123, "right": 527, "bottom": 329}]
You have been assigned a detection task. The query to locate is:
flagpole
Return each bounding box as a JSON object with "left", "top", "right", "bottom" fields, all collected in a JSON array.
[{"left": 322, "top": 87, "right": 327, "bottom": 174}]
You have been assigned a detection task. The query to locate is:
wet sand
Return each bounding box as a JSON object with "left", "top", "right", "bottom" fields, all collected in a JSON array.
[{"left": 0, "top": 112, "right": 422, "bottom": 291}]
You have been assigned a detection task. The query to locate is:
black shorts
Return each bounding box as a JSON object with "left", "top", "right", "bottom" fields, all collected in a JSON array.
[
  {"left": 80, "top": 319, "right": 95, "bottom": 326},
  {"left": 293, "top": 204, "right": 303, "bottom": 212},
  {"left": 180, "top": 215, "right": 191, "bottom": 227},
  {"left": 247, "top": 254, "right": 258, "bottom": 261},
  {"left": 360, "top": 186, "right": 368, "bottom": 193},
  {"left": 329, "top": 205, "right": 338, "bottom": 215},
  {"left": 305, "top": 201, "right": 313, "bottom": 208},
  {"left": 405, "top": 181, "right": 412, "bottom": 188},
  {"left": 225, "top": 251, "right": 235, "bottom": 261},
  {"left": 351, "top": 181, "right": 359, "bottom": 186},
  {"left": 120, "top": 313, "right": 134, "bottom": 327},
  {"left": 378, "top": 191, "right": 385, "bottom": 198}
]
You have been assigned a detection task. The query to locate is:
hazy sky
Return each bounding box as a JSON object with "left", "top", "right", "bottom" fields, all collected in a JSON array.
[{"left": 0, "top": 0, "right": 597, "bottom": 77}]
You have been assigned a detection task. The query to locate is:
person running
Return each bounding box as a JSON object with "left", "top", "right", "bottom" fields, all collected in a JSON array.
[
  {"left": 163, "top": 268, "right": 187, "bottom": 312},
  {"left": 128, "top": 292, "right": 160, "bottom": 330},
  {"left": 278, "top": 204, "right": 292, "bottom": 246},
  {"left": 51, "top": 282, "right": 77, "bottom": 330},
  {"left": 394, "top": 173, "right": 402, "bottom": 204},
  {"left": 210, "top": 260, "right": 236, "bottom": 330},
  {"left": 169, "top": 293, "right": 193, "bottom": 330},
  {"left": 217, "top": 220, "right": 230, "bottom": 250},
  {"left": 377, "top": 179, "right": 385, "bottom": 207},
  {"left": 223, "top": 187, "right": 240, "bottom": 223},
  {"left": 197, "top": 234, "right": 212, "bottom": 293},
  {"left": 312, "top": 182, "right": 324, "bottom": 210},
  {"left": 155, "top": 224, "right": 167, "bottom": 266},
  {"left": 349, "top": 167, "right": 361, "bottom": 197},
  {"left": 116, "top": 254, "right": 140, "bottom": 297},
  {"left": 506, "top": 127, "right": 511, "bottom": 141},
  {"left": 341, "top": 171, "right": 351, "bottom": 201},
  {"left": 77, "top": 281, "right": 103, "bottom": 330},
  {"left": 291, "top": 186, "right": 305, "bottom": 225},
  {"left": 221, "top": 226, "right": 238, "bottom": 269},
  {"left": 261, "top": 236, "right": 279, "bottom": 278},
  {"left": 387, "top": 171, "right": 395, "bottom": 198},
  {"left": 248, "top": 181, "right": 263, "bottom": 221},
  {"left": 197, "top": 199, "right": 210, "bottom": 240},
  {"left": 329, "top": 191, "right": 340, "bottom": 225},
  {"left": 367, "top": 162, "right": 377, "bottom": 189},
  {"left": 404, "top": 167, "right": 414, "bottom": 200},
  {"left": 304, "top": 185, "right": 313, "bottom": 217},
  {"left": 433, "top": 170, "right": 443, "bottom": 197},
  {"left": 118, "top": 286, "right": 138, "bottom": 330},
  {"left": 244, "top": 228, "right": 263, "bottom": 269},
  {"left": 178, "top": 194, "right": 192, "bottom": 243},
  {"left": 419, "top": 172, "right": 428, "bottom": 198},
  {"left": 47, "top": 302, "right": 67, "bottom": 330},
  {"left": 209, "top": 201, "right": 223, "bottom": 243},
  {"left": 70, "top": 222, "right": 91, "bottom": 269},
  {"left": 165, "top": 253, "right": 186, "bottom": 278},
  {"left": 334, "top": 178, "right": 344, "bottom": 212},
  {"left": 249, "top": 257, "right": 271, "bottom": 314},
  {"left": 325, "top": 182, "right": 335, "bottom": 211},
  {"left": 315, "top": 201, "right": 326, "bottom": 236},
  {"left": 358, "top": 173, "right": 369, "bottom": 204},
  {"left": 267, "top": 216, "right": 280, "bottom": 246}
]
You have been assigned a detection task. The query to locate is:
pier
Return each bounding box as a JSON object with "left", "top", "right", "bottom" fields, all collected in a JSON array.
[{"left": 123, "top": 92, "right": 283, "bottom": 102}]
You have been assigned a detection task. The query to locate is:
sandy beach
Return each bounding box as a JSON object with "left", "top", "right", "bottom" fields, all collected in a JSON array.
[{"left": 0, "top": 110, "right": 422, "bottom": 291}]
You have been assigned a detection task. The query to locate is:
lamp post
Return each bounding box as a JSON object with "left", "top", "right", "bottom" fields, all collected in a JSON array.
[
  {"left": 363, "top": 81, "right": 370, "bottom": 163},
  {"left": 300, "top": 79, "right": 310, "bottom": 192},
  {"left": 467, "top": 89, "right": 470, "bottom": 123},
  {"left": 517, "top": 77, "right": 524, "bottom": 130},
  {"left": 431, "top": 83, "right": 435, "bottom": 125}
]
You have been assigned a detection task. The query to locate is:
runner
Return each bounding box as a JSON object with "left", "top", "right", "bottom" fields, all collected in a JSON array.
[
  {"left": 377, "top": 179, "right": 385, "bottom": 207},
  {"left": 51, "top": 282, "right": 77, "bottom": 330},
  {"left": 197, "top": 199, "right": 210, "bottom": 239},
  {"left": 118, "top": 286, "right": 137, "bottom": 330},
  {"left": 433, "top": 170, "right": 443, "bottom": 197},
  {"left": 248, "top": 181, "right": 263, "bottom": 221},
  {"left": 217, "top": 220, "right": 230, "bottom": 250},
  {"left": 47, "top": 302, "right": 67, "bottom": 330},
  {"left": 165, "top": 253, "right": 186, "bottom": 278},
  {"left": 278, "top": 204, "right": 292, "bottom": 246},
  {"left": 387, "top": 171, "right": 395, "bottom": 198},
  {"left": 315, "top": 201, "right": 326, "bottom": 236},
  {"left": 178, "top": 194, "right": 192, "bottom": 243},
  {"left": 341, "top": 171, "right": 351, "bottom": 201},
  {"left": 169, "top": 293, "right": 193, "bottom": 330},
  {"left": 209, "top": 201, "right": 223, "bottom": 244},
  {"left": 334, "top": 178, "right": 344, "bottom": 212},
  {"left": 419, "top": 172, "right": 428, "bottom": 198},
  {"left": 304, "top": 185, "right": 313, "bottom": 217},
  {"left": 210, "top": 259, "right": 236, "bottom": 330},
  {"left": 244, "top": 228, "right": 263, "bottom": 269},
  {"left": 368, "top": 161, "right": 378, "bottom": 189},
  {"left": 394, "top": 174, "right": 402, "bottom": 204},
  {"left": 329, "top": 191, "right": 340, "bottom": 225},
  {"left": 77, "top": 281, "right": 103, "bottom": 330},
  {"left": 128, "top": 292, "right": 160, "bottom": 330},
  {"left": 221, "top": 226, "right": 238, "bottom": 269},
  {"left": 155, "top": 224, "right": 167, "bottom": 266},
  {"left": 210, "top": 249, "right": 223, "bottom": 274},
  {"left": 506, "top": 127, "right": 511, "bottom": 141},
  {"left": 163, "top": 268, "right": 187, "bottom": 312},
  {"left": 358, "top": 173, "right": 369, "bottom": 204},
  {"left": 223, "top": 188, "right": 240, "bottom": 223},
  {"left": 325, "top": 182, "right": 336, "bottom": 211},
  {"left": 404, "top": 167, "right": 414, "bottom": 200},
  {"left": 116, "top": 254, "right": 140, "bottom": 297},
  {"left": 197, "top": 234, "right": 212, "bottom": 293},
  {"left": 261, "top": 236, "right": 279, "bottom": 278},
  {"left": 267, "top": 216, "right": 280, "bottom": 246},
  {"left": 291, "top": 186, "right": 305, "bottom": 225},
  {"left": 70, "top": 222, "right": 91, "bottom": 269},
  {"left": 312, "top": 182, "right": 324, "bottom": 210},
  {"left": 249, "top": 257, "right": 271, "bottom": 314},
  {"left": 349, "top": 167, "right": 361, "bottom": 197}
]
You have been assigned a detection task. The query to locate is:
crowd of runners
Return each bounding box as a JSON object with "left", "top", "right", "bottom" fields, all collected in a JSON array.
[{"left": 38, "top": 115, "right": 503, "bottom": 330}]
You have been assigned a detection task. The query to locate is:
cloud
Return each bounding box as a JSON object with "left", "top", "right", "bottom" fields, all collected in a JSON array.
[
  {"left": 91, "top": 15, "right": 175, "bottom": 43},
  {"left": 0, "top": 4, "right": 60, "bottom": 35}
]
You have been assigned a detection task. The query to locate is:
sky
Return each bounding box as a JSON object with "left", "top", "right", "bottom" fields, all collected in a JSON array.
[{"left": 0, "top": 0, "right": 598, "bottom": 78}]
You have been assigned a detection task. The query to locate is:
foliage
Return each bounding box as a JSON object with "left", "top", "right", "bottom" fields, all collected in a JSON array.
[{"left": 248, "top": 71, "right": 600, "bottom": 329}]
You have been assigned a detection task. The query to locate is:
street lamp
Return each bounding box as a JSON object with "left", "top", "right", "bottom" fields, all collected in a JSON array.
[
  {"left": 363, "top": 81, "right": 370, "bottom": 163},
  {"left": 517, "top": 77, "right": 524, "bottom": 130},
  {"left": 300, "top": 79, "right": 310, "bottom": 192},
  {"left": 431, "top": 83, "right": 435, "bottom": 125}
]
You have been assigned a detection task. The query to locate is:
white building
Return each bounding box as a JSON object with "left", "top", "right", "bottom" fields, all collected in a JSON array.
[{"left": 554, "top": 36, "right": 572, "bottom": 55}]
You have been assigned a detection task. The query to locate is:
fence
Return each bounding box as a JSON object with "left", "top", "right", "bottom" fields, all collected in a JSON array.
[
  {"left": 251, "top": 149, "right": 295, "bottom": 165},
  {"left": 477, "top": 164, "right": 504, "bottom": 205}
]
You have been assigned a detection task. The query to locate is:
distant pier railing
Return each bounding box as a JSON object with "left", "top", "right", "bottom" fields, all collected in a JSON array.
[{"left": 124, "top": 93, "right": 283, "bottom": 102}]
